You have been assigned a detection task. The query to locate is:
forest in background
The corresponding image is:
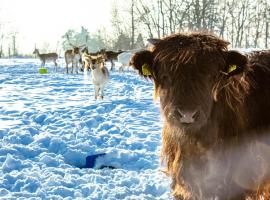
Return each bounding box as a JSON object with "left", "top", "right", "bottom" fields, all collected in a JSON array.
[{"left": 0, "top": 0, "right": 269, "bottom": 57}]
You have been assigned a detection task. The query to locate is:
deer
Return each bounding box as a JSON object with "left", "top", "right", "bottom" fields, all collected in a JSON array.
[
  {"left": 33, "top": 48, "right": 58, "bottom": 71},
  {"left": 81, "top": 47, "right": 90, "bottom": 72},
  {"left": 81, "top": 48, "right": 106, "bottom": 72},
  {"left": 64, "top": 34, "right": 87, "bottom": 74},
  {"left": 84, "top": 54, "right": 109, "bottom": 99},
  {"left": 100, "top": 49, "right": 125, "bottom": 71}
]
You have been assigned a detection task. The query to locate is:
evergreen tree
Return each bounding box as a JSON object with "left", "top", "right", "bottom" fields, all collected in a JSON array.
[{"left": 135, "top": 33, "right": 144, "bottom": 48}]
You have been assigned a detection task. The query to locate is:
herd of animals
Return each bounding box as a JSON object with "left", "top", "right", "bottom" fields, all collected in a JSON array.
[
  {"left": 33, "top": 32, "right": 270, "bottom": 200},
  {"left": 33, "top": 37, "right": 137, "bottom": 99}
]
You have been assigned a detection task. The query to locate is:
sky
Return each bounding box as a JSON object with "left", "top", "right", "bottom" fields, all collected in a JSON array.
[{"left": 0, "top": 0, "right": 113, "bottom": 54}]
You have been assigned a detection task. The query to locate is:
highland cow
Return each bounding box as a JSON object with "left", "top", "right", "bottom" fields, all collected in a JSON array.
[{"left": 130, "top": 33, "right": 270, "bottom": 200}]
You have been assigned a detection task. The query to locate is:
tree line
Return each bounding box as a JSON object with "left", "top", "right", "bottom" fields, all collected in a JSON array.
[
  {"left": 114, "top": 0, "right": 270, "bottom": 49},
  {"left": 0, "top": 0, "right": 269, "bottom": 58}
]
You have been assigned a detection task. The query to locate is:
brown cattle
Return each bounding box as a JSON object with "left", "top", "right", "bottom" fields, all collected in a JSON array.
[{"left": 130, "top": 32, "right": 270, "bottom": 200}]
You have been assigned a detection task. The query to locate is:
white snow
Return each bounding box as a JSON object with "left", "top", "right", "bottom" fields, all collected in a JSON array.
[{"left": 0, "top": 59, "right": 171, "bottom": 199}]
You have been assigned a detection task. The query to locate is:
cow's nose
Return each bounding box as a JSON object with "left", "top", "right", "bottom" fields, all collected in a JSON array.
[{"left": 177, "top": 109, "right": 199, "bottom": 124}]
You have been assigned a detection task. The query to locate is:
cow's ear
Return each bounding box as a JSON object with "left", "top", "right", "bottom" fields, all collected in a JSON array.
[
  {"left": 129, "top": 50, "right": 154, "bottom": 78},
  {"left": 224, "top": 50, "right": 247, "bottom": 76}
]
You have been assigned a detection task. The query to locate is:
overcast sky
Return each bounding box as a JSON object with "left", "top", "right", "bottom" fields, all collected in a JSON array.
[{"left": 0, "top": 0, "right": 112, "bottom": 54}]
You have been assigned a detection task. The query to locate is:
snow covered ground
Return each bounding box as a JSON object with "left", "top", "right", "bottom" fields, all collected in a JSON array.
[{"left": 0, "top": 59, "right": 171, "bottom": 199}]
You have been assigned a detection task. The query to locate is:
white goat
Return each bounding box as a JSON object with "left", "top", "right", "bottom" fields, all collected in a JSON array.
[{"left": 87, "top": 55, "right": 109, "bottom": 99}]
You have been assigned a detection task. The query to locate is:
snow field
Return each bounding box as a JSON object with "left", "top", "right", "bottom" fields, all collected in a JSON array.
[{"left": 0, "top": 59, "right": 171, "bottom": 200}]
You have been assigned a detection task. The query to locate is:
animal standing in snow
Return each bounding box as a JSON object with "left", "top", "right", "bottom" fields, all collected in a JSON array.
[
  {"left": 64, "top": 34, "right": 87, "bottom": 74},
  {"left": 33, "top": 48, "right": 58, "bottom": 71},
  {"left": 86, "top": 54, "right": 109, "bottom": 99},
  {"left": 130, "top": 32, "right": 270, "bottom": 200},
  {"left": 101, "top": 49, "right": 124, "bottom": 71},
  {"left": 81, "top": 47, "right": 89, "bottom": 71},
  {"left": 117, "top": 49, "right": 142, "bottom": 72},
  {"left": 81, "top": 48, "right": 106, "bottom": 71},
  {"left": 64, "top": 47, "right": 81, "bottom": 74}
]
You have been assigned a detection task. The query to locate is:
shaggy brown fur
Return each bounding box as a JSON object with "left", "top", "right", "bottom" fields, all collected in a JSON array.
[{"left": 130, "top": 32, "right": 270, "bottom": 200}]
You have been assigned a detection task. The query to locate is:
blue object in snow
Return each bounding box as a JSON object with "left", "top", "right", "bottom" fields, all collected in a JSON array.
[{"left": 84, "top": 153, "right": 106, "bottom": 168}]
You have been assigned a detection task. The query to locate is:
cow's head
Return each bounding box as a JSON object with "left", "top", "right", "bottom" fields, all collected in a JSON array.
[{"left": 130, "top": 33, "right": 248, "bottom": 133}]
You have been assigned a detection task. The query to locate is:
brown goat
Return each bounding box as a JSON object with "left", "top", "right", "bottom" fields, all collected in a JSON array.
[{"left": 130, "top": 32, "right": 270, "bottom": 200}]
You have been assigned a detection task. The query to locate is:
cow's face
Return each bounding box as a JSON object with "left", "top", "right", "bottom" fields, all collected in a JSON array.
[{"left": 130, "top": 34, "right": 247, "bottom": 133}]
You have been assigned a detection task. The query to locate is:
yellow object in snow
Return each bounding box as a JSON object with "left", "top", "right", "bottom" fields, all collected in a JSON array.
[
  {"left": 39, "top": 68, "right": 48, "bottom": 74},
  {"left": 142, "top": 64, "right": 152, "bottom": 76}
]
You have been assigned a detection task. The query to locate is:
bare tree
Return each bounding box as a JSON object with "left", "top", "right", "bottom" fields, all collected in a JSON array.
[
  {"left": 261, "top": 0, "right": 270, "bottom": 48},
  {"left": 114, "top": 0, "right": 270, "bottom": 49},
  {"left": 111, "top": 1, "right": 124, "bottom": 38},
  {"left": 131, "top": 0, "right": 135, "bottom": 48},
  {"left": 11, "top": 32, "right": 18, "bottom": 57},
  {"left": 265, "top": 6, "right": 270, "bottom": 48},
  {"left": 135, "top": 0, "right": 155, "bottom": 38},
  {"left": 0, "top": 33, "right": 3, "bottom": 58}
]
